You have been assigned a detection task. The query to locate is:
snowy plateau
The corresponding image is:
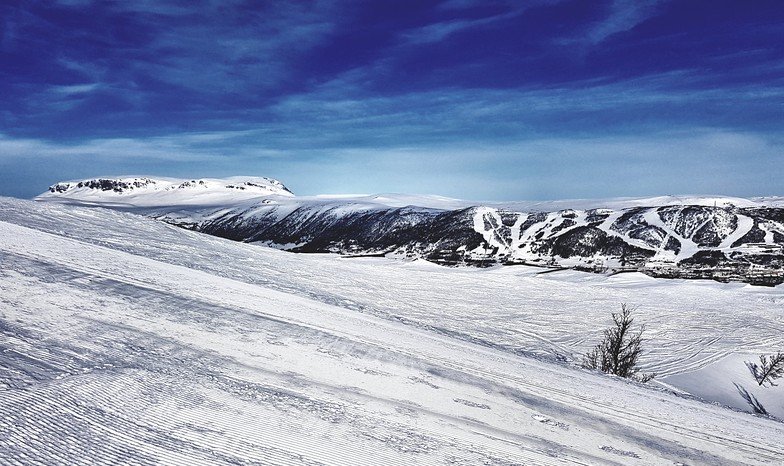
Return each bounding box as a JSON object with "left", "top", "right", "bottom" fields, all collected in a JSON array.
[{"left": 0, "top": 176, "right": 780, "bottom": 465}]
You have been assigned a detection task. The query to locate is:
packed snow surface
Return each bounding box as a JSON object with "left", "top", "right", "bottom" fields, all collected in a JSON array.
[{"left": 1, "top": 197, "right": 784, "bottom": 465}]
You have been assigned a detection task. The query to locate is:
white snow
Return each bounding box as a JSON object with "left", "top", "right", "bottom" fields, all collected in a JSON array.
[
  {"left": 37, "top": 176, "right": 784, "bottom": 212},
  {"left": 1, "top": 196, "right": 783, "bottom": 465},
  {"left": 493, "top": 194, "right": 776, "bottom": 211},
  {"left": 662, "top": 353, "right": 784, "bottom": 418}
]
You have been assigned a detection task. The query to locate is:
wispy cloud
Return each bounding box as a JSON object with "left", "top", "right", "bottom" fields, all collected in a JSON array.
[
  {"left": 4, "top": 0, "right": 346, "bottom": 111},
  {"left": 267, "top": 66, "right": 784, "bottom": 148},
  {"left": 49, "top": 83, "right": 101, "bottom": 96},
  {"left": 0, "top": 133, "right": 242, "bottom": 162},
  {"left": 1, "top": 121, "right": 781, "bottom": 200},
  {"left": 398, "top": 6, "right": 524, "bottom": 46},
  {"left": 108, "top": 0, "right": 342, "bottom": 95},
  {"left": 2, "top": 1, "right": 781, "bottom": 200},
  {"left": 583, "top": 0, "right": 663, "bottom": 45}
]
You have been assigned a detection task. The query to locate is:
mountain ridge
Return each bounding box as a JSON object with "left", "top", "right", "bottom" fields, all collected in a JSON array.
[{"left": 37, "top": 176, "right": 784, "bottom": 285}]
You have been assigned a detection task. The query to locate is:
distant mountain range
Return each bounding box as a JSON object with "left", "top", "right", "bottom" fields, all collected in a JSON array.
[{"left": 38, "top": 176, "right": 784, "bottom": 286}]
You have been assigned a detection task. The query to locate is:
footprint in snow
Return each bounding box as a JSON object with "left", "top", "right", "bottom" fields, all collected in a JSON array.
[
  {"left": 453, "top": 398, "right": 490, "bottom": 409},
  {"left": 532, "top": 414, "right": 569, "bottom": 430},
  {"left": 600, "top": 445, "right": 640, "bottom": 458},
  {"left": 408, "top": 376, "right": 439, "bottom": 389}
]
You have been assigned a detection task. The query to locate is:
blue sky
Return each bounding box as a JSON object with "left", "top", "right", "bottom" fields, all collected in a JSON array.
[{"left": 1, "top": 0, "right": 782, "bottom": 200}]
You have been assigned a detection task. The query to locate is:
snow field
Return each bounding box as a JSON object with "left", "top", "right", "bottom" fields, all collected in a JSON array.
[
  {"left": 1, "top": 198, "right": 784, "bottom": 464},
  {"left": 0, "top": 223, "right": 609, "bottom": 464},
  {"left": 4, "top": 198, "right": 784, "bottom": 381}
]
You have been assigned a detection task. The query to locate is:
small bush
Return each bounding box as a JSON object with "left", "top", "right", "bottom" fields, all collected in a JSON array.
[{"left": 583, "top": 304, "right": 655, "bottom": 382}]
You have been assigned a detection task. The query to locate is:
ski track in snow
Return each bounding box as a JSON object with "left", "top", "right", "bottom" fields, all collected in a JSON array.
[{"left": 1, "top": 198, "right": 784, "bottom": 465}]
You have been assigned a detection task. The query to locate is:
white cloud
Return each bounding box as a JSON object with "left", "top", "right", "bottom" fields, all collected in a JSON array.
[
  {"left": 427, "top": 0, "right": 662, "bottom": 48},
  {"left": 49, "top": 83, "right": 101, "bottom": 96},
  {"left": 399, "top": 16, "right": 501, "bottom": 45},
  {"left": 249, "top": 128, "right": 783, "bottom": 200},
  {"left": 265, "top": 68, "right": 784, "bottom": 154},
  {"left": 115, "top": 1, "right": 342, "bottom": 95},
  {"left": 398, "top": 2, "right": 544, "bottom": 46},
  {"left": 585, "top": 0, "right": 663, "bottom": 45},
  {"left": 1, "top": 125, "right": 780, "bottom": 200},
  {"left": 0, "top": 134, "right": 216, "bottom": 162}
]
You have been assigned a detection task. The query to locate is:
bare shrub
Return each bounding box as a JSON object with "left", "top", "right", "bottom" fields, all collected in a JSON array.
[{"left": 583, "top": 304, "right": 655, "bottom": 382}]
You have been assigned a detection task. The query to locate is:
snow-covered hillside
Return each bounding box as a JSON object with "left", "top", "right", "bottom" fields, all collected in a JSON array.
[
  {"left": 38, "top": 176, "right": 784, "bottom": 285},
  {"left": 1, "top": 196, "right": 783, "bottom": 465}
]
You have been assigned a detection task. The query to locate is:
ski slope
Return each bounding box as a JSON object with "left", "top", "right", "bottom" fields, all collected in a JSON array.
[{"left": 1, "top": 197, "right": 783, "bottom": 465}]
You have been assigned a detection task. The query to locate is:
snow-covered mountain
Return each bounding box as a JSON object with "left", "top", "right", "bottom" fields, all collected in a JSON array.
[
  {"left": 38, "top": 176, "right": 784, "bottom": 285},
  {"left": 41, "top": 176, "right": 293, "bottom": 206}
]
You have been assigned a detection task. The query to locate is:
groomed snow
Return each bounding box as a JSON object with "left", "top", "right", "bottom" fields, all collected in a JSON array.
[{"left": 1, "top": 197, "right": 783, "bottom": 465}]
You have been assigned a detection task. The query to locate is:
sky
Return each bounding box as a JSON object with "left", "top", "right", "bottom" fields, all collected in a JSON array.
[{"left": 1, "top": 0, "right": 783, "bottom": 201}]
